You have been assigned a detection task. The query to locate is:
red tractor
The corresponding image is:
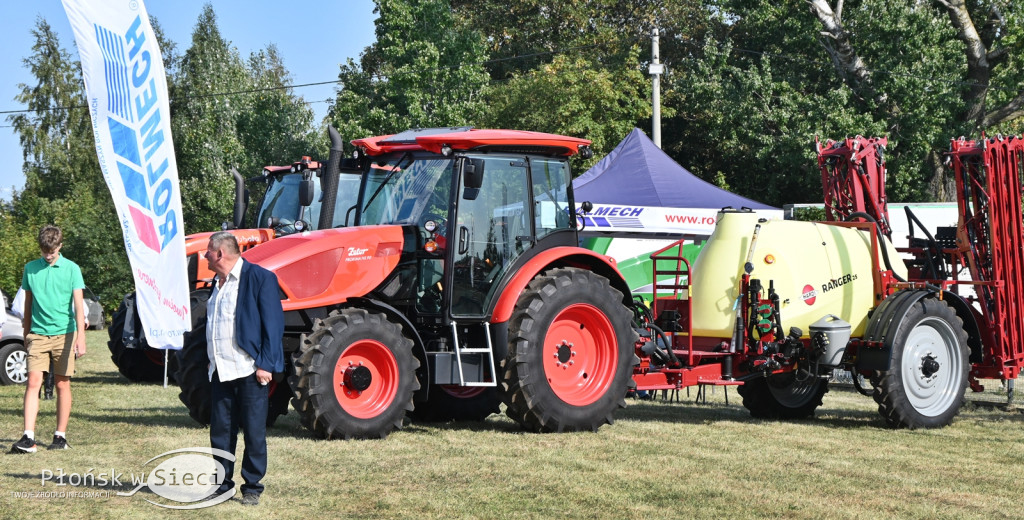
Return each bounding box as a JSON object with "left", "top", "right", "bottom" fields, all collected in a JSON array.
[
  {"left": 175, "top": 127, "right": 639, "bottom": 438},
  {"left": 108, "top": 128, "right": 362, "bottom": 383}
]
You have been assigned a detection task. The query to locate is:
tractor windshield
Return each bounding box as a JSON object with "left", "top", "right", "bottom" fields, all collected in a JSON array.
[
  {"left": 255, "top": 172, "right": 309, "bottom": 228},
  {"left": 255, "top": 171, "right": 362, "bottom": 230},
  {"left": 360, "top": 154, "right": 454, "bottom": 227}
]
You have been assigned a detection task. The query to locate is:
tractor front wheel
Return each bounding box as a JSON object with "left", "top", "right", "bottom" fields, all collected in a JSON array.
[
  {"left": 290, "top": 309, "right": 419, "bottom": 439},
  {"left": 873, "top": 298, "right": 969, "bottom": 429},
  {"left": 501, "top": 268, "right": 636, "bottom": 433},
  {"left": 738, "top": 371, "right": 828, "bottom": 419}
]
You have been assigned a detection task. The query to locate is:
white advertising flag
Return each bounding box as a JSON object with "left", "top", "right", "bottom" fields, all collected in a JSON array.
[{"left": 62, "top": 0, "right": 190, "bottom": 348}]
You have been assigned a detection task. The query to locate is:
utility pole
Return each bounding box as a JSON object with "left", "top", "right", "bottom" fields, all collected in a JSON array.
[{"left": 650, "top": 27, "right": 665, "bottom": 148}]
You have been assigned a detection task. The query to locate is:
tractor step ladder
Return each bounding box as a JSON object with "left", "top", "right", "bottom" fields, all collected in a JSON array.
[
  {"left": 449, "top": 321, "right": 498, "bottom": 387},
  {"left": 650, "top": 238, "right": 696, "bottom": 366}
]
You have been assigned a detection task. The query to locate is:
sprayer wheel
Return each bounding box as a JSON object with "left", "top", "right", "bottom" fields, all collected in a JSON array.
[
  {"left": 738, "top": 371, "right": 828, "bottom": 419},
  {"left": 872, "top": 298, "right": 968, "bottom": 429}
]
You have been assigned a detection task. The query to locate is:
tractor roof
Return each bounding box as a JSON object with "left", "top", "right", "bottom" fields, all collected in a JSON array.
[{"left": 352, "top": 127, "right": 592, "bottom": 157}]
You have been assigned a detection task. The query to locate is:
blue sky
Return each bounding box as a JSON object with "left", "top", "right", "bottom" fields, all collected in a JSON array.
[{"left": 0, "top": 0, "right": 378, "bottom": 201}]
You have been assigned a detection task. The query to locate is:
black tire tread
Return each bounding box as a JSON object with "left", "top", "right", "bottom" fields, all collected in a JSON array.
[
  {"left": 872, "top": 298, "right": 969, "bottom": 429},
  {"left": 107, "top": 293, "right": 168, "bottom": 383},
  {"left": 289, "top": 308, "right": 419, "bottom": 439},
  {"left": 500, "top": 267, "right": 635, "bottom": 433},
  {"left": 737, "top": 373, "right": 828, "bottom": 419}
]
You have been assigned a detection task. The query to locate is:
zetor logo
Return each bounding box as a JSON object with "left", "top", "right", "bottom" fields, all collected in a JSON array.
[
  {"left": 344, "top": 246, "right": 372, "bottom": 262},
  {"left": 98, "top": 16, "right": 179, "bottom": 253}
]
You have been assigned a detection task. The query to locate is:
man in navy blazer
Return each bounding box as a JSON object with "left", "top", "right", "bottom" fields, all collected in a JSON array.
[{"left": 204, "top": 231, "right": 284, "bottom": 507}]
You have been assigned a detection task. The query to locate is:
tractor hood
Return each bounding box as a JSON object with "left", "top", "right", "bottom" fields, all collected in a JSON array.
[
  {"left": 184, "top": 228, "right": 277, "bottom": 286},
  {"left": 241, "top": 225, "right": 405, "bottom": 312}
]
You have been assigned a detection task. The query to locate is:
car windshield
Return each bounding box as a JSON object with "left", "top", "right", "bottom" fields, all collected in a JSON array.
[{"left": 360, "top": 155, "right": 454, "bottom": 226}]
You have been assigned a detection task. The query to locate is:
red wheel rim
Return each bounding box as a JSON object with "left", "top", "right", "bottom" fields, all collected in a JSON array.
[
  {"left": 543, "top": 303, "right": 617, "bottom": 406},
  {"left": 332, "top": 339, "right": 399, "bottom": 419},
  {"left": 144, "top": 349, "right": 167, "bottom": 366}
]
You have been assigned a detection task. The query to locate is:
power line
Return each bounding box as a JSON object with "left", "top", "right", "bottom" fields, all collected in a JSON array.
[{"left": 1, "top": 35, "right": 1021, "bottom": 119}]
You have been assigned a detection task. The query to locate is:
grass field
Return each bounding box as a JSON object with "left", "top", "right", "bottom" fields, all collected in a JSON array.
[{"left": 1, "top": 330, "right": 1022, "bottom": 519}]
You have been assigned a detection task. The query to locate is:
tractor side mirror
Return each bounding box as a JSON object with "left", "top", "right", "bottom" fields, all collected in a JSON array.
[
  {"left": 463, "top": 158, "right": 484, "bottom": 200},
  {"left": 464, "top": 159, "right": 485, "bottom": 189},
  {"left": 299, "top": 178, "right": 315, "bottom": 207}
]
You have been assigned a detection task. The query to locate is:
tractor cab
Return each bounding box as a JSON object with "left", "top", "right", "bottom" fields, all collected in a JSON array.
[
  {"left": 251, "top": 157, "right": 363, "bottom": 235},
  {"left": 352, "top": 128, "right": 588, "bottom": 323}
]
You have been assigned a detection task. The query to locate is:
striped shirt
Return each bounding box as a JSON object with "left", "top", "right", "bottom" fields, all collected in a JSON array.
[{"left": 207, "top": 258, "right": 255, "bottom": 382}]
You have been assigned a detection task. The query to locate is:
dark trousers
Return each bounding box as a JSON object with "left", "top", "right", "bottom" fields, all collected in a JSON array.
[{"left": 210, "top": 370, "right": 269, "bottom": 496}]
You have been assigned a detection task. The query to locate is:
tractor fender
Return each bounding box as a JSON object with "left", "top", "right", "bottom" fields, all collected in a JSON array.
[
  {"left": 489, "top": 246, "right": 630, "bottom": 324},
  {"left": 345, "top": 296, "right": 432, "bottom": 403},
  {"left": 857, "top": 289, "right": 961, "bottom": 371}
]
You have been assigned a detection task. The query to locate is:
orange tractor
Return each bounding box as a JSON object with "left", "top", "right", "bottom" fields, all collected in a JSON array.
[
  {"left": 174, "top": 127, "right": 640, "bottom": 438},
  {"left": 108, "top": 128, "right": 361, "bottom": 382}
]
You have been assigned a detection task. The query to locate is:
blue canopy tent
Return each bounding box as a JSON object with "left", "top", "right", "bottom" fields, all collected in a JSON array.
[
  {"left": 573, "top": 128, "right": 780, "bottom": 295},
  {"left": 573, "top": 128, "right": 775, "bottom": 226}
]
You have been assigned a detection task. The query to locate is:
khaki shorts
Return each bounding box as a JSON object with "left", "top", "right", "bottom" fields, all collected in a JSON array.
[{"left": 26, "top": 333, "right": 77, "bottom": 377}]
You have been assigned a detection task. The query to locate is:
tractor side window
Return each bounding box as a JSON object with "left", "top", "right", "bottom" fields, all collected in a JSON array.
[
  {"left": 331, "top": 172, "right": 364, "bottom": 227},
  {"left": 530, "top": 158, "right": 572, "bottom": 239}
]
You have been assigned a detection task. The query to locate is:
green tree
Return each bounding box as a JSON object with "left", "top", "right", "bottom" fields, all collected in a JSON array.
[
  {"left": 237, "top": 45, "right": 322, "bottom": 176},
  {"left": 805, "top": 0, "right": 1024, "bottom": 200},
  {"left": 170, "top": 4, "right": 250, "bottom": 233},
  {"left": 326, "top": 0, "right": 490, "bottom": 139},
  {"left": 3, "top": 18, "right": 133, "bottom": 310},
  {"left": 452, "top": 0, "right": 662, "bottom": 168},
  {"left": 8, "top": 19, "right": 103, "bottom": 199},
  {"left": 479, "top": 53, "right": 650, "bottom": 171}
]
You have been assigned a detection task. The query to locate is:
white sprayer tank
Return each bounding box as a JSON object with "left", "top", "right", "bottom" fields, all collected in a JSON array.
[{"left": 689, "top": 211, "right": 907, "bottom": 339}]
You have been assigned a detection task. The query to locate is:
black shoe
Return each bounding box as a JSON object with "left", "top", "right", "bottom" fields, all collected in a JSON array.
[
  {"left": 11, "top": 435, "right": 37, "bottom": 454},
  {"left": 47, "top": 435, "right": 70, "bottom": 450},
  {"left": 241, "top": 492, "right": 260, "bottom": 506}
]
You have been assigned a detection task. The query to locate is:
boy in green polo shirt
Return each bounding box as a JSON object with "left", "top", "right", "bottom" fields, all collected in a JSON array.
[{"left": 11, "top": 225, "right": 86, "bottom": 453}]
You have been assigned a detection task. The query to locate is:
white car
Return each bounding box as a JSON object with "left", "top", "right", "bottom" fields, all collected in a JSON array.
[
  {"left": 1, "top": 309, "right": 27, "bottom": 385},
  {"left": 83, "top": 287, "right": 105, "bottom": 330}
]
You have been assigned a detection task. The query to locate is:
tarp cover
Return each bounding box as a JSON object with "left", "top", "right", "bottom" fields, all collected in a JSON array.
[{"left": 573, "top": 128, "right": 774, "bottom": 210}]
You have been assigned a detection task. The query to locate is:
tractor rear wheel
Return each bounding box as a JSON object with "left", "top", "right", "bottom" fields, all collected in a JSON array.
[
  {"left": 290, "top": 308, "right": 419, "bottom": 439},
  {"left": 107, "top": 293, "right": 170, "bottom": 383},
  {"left": 176, "top": 289, "right": 290, "bottom": 427},
  {"left": 872, "top": 298, "right": 969, "bottom": 429},
  {"left": 501, "top": 268, "right": 636, "bottom": 433},
  {"left": 738, "top": 372, "right": 828, "bottom": 419},
  {"left": 176, "top": 290, "right": 213, "bottom": 425},
  {"left": 409, "top": 385, "right": 500, "bottom": 422}
]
